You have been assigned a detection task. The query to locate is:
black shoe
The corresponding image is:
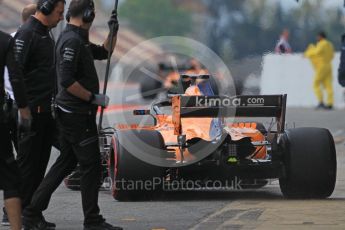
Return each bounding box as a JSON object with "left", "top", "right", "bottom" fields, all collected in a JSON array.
[
  {"left": 84, "top": 221, "right": 123, "bottom": 230},
  {"left": 315, "top": 103, "right": 325, "bottom": 110},
  {"left": 23, "top": 217, "right": 55, "bottom": 230},
  {"left": 41, "top": 216, "right": 56, "bottom": 229},
  {"left": 1, "top": 208, "right": 9, "bottom": 226},
  {"left": 23, "top": 219, "right": 49, "bottom": 230},
  {"left": 324, "top": 105, "right": 333, "bottom": 110}
]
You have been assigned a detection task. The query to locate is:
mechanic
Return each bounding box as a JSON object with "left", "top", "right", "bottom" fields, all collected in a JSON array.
[
  {"left": 304, "top": 31, "right": 335, "bottom": 110},
  {"left": 10, "top": 0, "right": 65, "bottom": 227},
  {"left": 2, "top": 4, "right": 37, "bottom": 156},
  {"left": 23, "top": 0, "right": 122, "bottom": 229},
  {"left": 2, "top": 5, "right": 37, "bottom": 227},
  {"left": 0, "top": 29, "right": 31, "bottom": 230}
]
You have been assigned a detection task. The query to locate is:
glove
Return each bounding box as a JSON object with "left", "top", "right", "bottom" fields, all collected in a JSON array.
[
  {"left": 18, "top": 107, "right": 32, "bottom": 133},
  {"left": 91, "top": 94, "right": 110, "bottom": 107},
  {"left": 108, "top": 10, "right": 119, "bottom": 34}
]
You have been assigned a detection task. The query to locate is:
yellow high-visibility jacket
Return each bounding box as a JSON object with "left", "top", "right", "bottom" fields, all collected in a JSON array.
[{"left": 304, "top": 39, "right": 334, "bottom": 70}]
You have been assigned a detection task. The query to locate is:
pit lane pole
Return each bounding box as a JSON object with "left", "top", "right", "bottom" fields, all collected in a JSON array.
[{"left": 98, "top": 0, "right": 119, "bottom": 131}]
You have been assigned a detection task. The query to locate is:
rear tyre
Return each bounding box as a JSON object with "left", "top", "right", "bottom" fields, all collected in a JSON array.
[
  {"left": 109, "top": 130, "right": 165, "bottom": 201},
  {"left": 279, "top": 127, "right": 337, "bottom": 198}
]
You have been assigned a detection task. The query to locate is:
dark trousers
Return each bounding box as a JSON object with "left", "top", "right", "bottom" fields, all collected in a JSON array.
[
  {"left": 0, "top": 121, "right": 21, "bottom": 200},
  {"left": 5, "top": 97, "right": 18, "bottom": 151},
  {"left": 25, "top": 110, "right": 104, "bottom": 225},
  {"left": 16, "top": 112, "right": 55, "bottom": 209}
]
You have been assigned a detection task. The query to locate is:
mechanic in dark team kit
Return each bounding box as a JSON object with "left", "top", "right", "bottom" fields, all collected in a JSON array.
[
  {"left": 11, "top": 0, "right": 65, "bottom": 227},
  {"left": 2, "top": 4, "right": 37, "bottom": 156},
  {"left": 23, "top": 0, "right": 122, "bottom": 229},
  {"left": 0, "top": 30, "right": 31, "bottom": 230},
  {"left": 1, "top": 5, "right": 37, "bottom": 228}
]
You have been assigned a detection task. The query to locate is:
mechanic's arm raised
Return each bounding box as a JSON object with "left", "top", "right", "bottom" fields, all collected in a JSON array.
[
  {"left": 104, "top": 10, "right": 119, "bottom": 53},
  {"left": 90, "top": 10, "right": 118, "bottom": 61}
]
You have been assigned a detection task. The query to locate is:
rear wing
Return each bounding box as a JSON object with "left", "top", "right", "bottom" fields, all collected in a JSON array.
[
  {"left": 158, "top": 63, "right": 191, "bottom": 71},
  {"left": 172, "top": 94, "right": 287, "bottom": 135}
]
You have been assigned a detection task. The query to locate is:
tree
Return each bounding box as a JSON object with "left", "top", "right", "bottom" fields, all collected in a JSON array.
[
  {"left": 119, "top": 0, "right": 192, "bottom": 38},
  {"left": 288, "top": 0, "right": 344, "bottom": 51},
  {"left": 203, "top": 0, "right": 345, "bottom": 60},
  {"left": 203, "top": 0, "right": 246, "bottom": 59}
]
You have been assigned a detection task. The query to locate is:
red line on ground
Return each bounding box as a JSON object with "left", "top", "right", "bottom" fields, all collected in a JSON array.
[{"left": 98, "top": 104, "right": 145, "bottom": 114}]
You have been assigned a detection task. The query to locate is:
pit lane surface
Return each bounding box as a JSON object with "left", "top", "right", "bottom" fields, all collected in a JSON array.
[{"left": 1, "top": 85, "right": 345, "bottom": 229}]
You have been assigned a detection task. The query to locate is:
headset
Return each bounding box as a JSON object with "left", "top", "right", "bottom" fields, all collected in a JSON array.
[
  {"left": 66, "top": 0, "right": 95, "bottom": 23},
  {"left": 82, "top": 0, "right": 95, "bottom": 23},
  {"left": 39, "top": 0, "right": 57, "bottom": 16}
]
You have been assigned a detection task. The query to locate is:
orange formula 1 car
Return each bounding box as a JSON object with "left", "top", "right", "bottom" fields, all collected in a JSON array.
[{"left": 65, "top": 75, "right": 337, "bottom": 201}]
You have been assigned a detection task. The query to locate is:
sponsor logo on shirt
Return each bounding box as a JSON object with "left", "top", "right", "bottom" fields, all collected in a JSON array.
[{"left": 63, "top": 48, "right": 75, "bottom": 61}]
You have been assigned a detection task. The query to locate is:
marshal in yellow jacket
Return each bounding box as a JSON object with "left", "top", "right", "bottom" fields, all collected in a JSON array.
[{"left": 304, "top": 38, "right": 334, "bottom": 107}]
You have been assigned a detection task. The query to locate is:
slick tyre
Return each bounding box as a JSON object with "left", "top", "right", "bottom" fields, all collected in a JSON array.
[
  {"left": 109, "top": 130, "right": 165, "bottom": 201},
  {"left": 279, "top": 127, "right": 337, "bottom": 198}
]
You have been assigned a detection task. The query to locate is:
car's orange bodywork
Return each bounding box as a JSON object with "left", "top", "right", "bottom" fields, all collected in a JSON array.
[{"left": 117, "top": 83, "right": 267, "bottom": 162}]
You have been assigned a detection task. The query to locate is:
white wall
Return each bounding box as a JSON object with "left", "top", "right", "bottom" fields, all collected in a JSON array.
[{"left": 260, "top": 53, "right": 345, "bottom": 108}]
